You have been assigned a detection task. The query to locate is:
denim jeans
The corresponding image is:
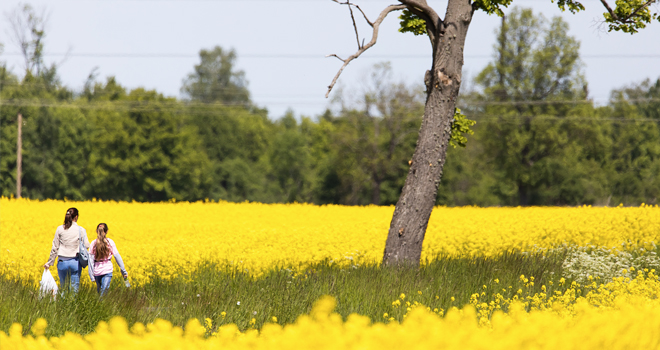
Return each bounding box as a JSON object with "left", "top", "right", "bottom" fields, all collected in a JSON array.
[
  {"left": 57, "top": 257, "right": 80, "bottom": 293},
  {"left": 95, "top": 273, "right": 113, "bottom": 296}
]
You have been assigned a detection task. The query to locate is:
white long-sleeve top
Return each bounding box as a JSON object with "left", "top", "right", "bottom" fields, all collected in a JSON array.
[{"left": 45, "top": 221, "right": 90, "bottom": 267}]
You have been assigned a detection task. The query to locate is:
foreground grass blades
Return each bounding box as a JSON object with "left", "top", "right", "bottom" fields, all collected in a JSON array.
[
  {"left": 1, "top": 251, "right": 568, "bottom": 336},
  {"left": 3, "top": 287, "right": 660, "bottom": 349}
]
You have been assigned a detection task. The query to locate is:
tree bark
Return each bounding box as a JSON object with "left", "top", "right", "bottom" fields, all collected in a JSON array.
[{"left": 382, "top": 0, "right": 473, "bottom": 266}]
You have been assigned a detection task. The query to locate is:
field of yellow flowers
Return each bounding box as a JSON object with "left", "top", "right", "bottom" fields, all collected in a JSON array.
[
  {"left": 1, "top": 198, "right": 658, "bottom": 285},
  {"left": 1, "top": 198, "right": 660, "bottom": 349}
]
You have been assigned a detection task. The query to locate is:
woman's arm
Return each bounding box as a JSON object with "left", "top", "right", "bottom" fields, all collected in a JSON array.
[
  {"left": 44, "top": 228, "right": 61, "bottom": 268},
  {"left": 81, "top": 227, "right": 90, "bottom": 250},
  {"left": 111, "top": 240, "right": 127, "bottom": 276},
  {"left": 88, "top": 254, "right": 96, "bottom": 281},
  {"left": 114, "top": 252, "right": 128, "bottom": 277},
  {"left": 88, "top": 240, "right": 96, "bottom": 281}
]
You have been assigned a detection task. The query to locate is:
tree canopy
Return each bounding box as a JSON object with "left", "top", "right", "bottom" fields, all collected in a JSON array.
[
  {"left": 181, "top": 46, "right": 251, "bottom": 106},
  {"left": 1, "top": 3, "right": 658, "bottom": 210}
]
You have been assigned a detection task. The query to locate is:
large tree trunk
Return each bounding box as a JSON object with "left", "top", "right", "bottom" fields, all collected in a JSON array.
[{"left": 383, "top": 0, "right": 473, "bottom": 266}]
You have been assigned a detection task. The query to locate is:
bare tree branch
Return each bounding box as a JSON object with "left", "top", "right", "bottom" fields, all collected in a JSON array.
[
  {"left": 325, "top": 4, "right": 406, "bottom": 98},
  {"left": 353, "top": 3, "right": 373, "bottom": 27},
  {"left": 333, "top": 0, "right": 374, "bottom": 26},
  {"left": 348, "top": 4, "right": 361, "bottom": 48},
  {"left": 326, "top": 54, "right": 346, "bottom": 62}
]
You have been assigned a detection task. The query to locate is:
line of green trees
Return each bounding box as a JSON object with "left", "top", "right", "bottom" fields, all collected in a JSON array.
[{"left": 1, "top": 7, "right": 658, "bottom": 205}]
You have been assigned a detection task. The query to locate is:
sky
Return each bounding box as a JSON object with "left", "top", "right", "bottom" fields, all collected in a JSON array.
[{"left": 1, "top": 0, "right": 659, "bottom": 119}]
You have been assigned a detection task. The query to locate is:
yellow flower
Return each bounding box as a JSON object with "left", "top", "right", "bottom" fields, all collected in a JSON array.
[
  {"left": 30, "top": 318, "right": 47, "bottom": 336},
  {"left": 399, "top": 293, "right": 406, "bottom": 300}
]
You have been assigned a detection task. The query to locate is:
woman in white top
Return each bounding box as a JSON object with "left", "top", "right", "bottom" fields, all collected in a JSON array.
[{"left": 44, "top": 207, "right": 90, "bottom": 293}]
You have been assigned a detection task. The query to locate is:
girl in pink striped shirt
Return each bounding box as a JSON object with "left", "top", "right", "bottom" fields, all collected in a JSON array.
[{"left": 88, "top": 223, "right": 128, "bottom": 295}]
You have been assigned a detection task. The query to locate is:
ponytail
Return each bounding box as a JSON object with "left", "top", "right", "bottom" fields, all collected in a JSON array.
[
  {"left": 63, "top": 207, "right": 79, "bottom": 230},
  {"left": 94, "top": 223, "right": 111, "bottom": 260}
]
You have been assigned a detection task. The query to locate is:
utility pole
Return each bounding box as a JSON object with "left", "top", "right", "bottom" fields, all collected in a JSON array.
[{"left": 16, "top": 112, "right": 22, "bottom": 198}]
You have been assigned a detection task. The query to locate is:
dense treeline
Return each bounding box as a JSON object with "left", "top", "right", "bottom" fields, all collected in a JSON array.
[{"left": 1, "top": 7, "right": 658, "bottom": 206}]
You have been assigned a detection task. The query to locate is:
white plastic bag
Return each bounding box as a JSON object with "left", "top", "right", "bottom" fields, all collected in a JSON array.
[{"left": 39, "top": 269, "right": 58, "bottom": 300}]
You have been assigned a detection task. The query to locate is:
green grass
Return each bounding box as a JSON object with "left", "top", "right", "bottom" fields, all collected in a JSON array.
[{"left": 0, "top": 250, "right": 569, "bottom": 337}]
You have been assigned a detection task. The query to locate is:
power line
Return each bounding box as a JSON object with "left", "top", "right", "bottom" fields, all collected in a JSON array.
[
  {"left": 3, "top": 52, "right": 660, "bottom": 59},
  {"left": 4, "top": 82, "right": 656, "bottom": 103},
  {"left": 12, "top": 0, "right": 608, "bottom": 2},
  {"left": 2, "top": 97, "right": 659, "bottom": 107},
  {"left": 471, "top": 114, "right": 660, "bottom": 122},
  {"left": 462, "top": 98, "right": 660, "bottom": 106}
]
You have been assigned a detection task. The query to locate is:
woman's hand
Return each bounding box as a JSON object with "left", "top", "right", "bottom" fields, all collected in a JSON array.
[
  {"left": 122, "top": 271, "right": 128, "bottom": 278},
  {"left": 43, "top": 264, "right": 49, "bottom": 270}
]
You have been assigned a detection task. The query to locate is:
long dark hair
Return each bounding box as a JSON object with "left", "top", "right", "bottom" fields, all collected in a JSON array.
[
  {"left": 64, "top": 207, "right": 79, "bottom": 230},
  {"left": 94, "top": 223, "right": 110, "bottom": 260}
]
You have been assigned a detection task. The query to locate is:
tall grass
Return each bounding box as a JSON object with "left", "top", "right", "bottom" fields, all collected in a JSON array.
[{"left": 0, "top": 251, "right": 568, "bottom": 336}]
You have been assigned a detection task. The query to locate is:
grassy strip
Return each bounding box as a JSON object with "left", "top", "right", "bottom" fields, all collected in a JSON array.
[{"left": 0, "top": 251, "right": 568, "bottom": 336}]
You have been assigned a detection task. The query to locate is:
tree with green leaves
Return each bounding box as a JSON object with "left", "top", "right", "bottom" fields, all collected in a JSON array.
[
  {"left": 326, "top": 63, "right": 423, "bottom": 205},
  {"left": 470, "top": 7, "right": 611, "bottom": 206},
  {"left": 0, "top": 4, "right": 77, "bottom": 199},
  {"left": 184, "top": 98, "right": 272, "bottom": 202},
  {"left": 615, "top": 78, "right": 660, "bottom": 120},
  {"left": 181, "top": 46, "right": 251, "bottom": 106},
  {"left": 80, "top": 83, "right": 212, "bottom": 202},
  {"left": 6, "top": 4, "right": 59, "bottom": 86},
  {"left": 325, "top": 0, "right": 659, "bottom": 266},
  {"left": 605, "top": 79, "right": 660, "bottom": 205},
  {"left": 265, "top": 111, "right": 317, "bottom": 203}
]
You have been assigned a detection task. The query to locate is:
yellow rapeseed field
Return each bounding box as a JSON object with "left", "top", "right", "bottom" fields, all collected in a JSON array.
[
  {"left": 2, "top": 198, "right": 660, "bottom": 349},
  {"left": 1, "top": 198, "right": 658, "bottom": 285}
]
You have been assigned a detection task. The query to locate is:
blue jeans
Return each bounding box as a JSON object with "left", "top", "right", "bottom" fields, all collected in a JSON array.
[
  {"left": 95, "top": 273, "right": 113, "bottom": 296},
  {"left": 57, "top": 257, "right": 80, "bottom": 293}
]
